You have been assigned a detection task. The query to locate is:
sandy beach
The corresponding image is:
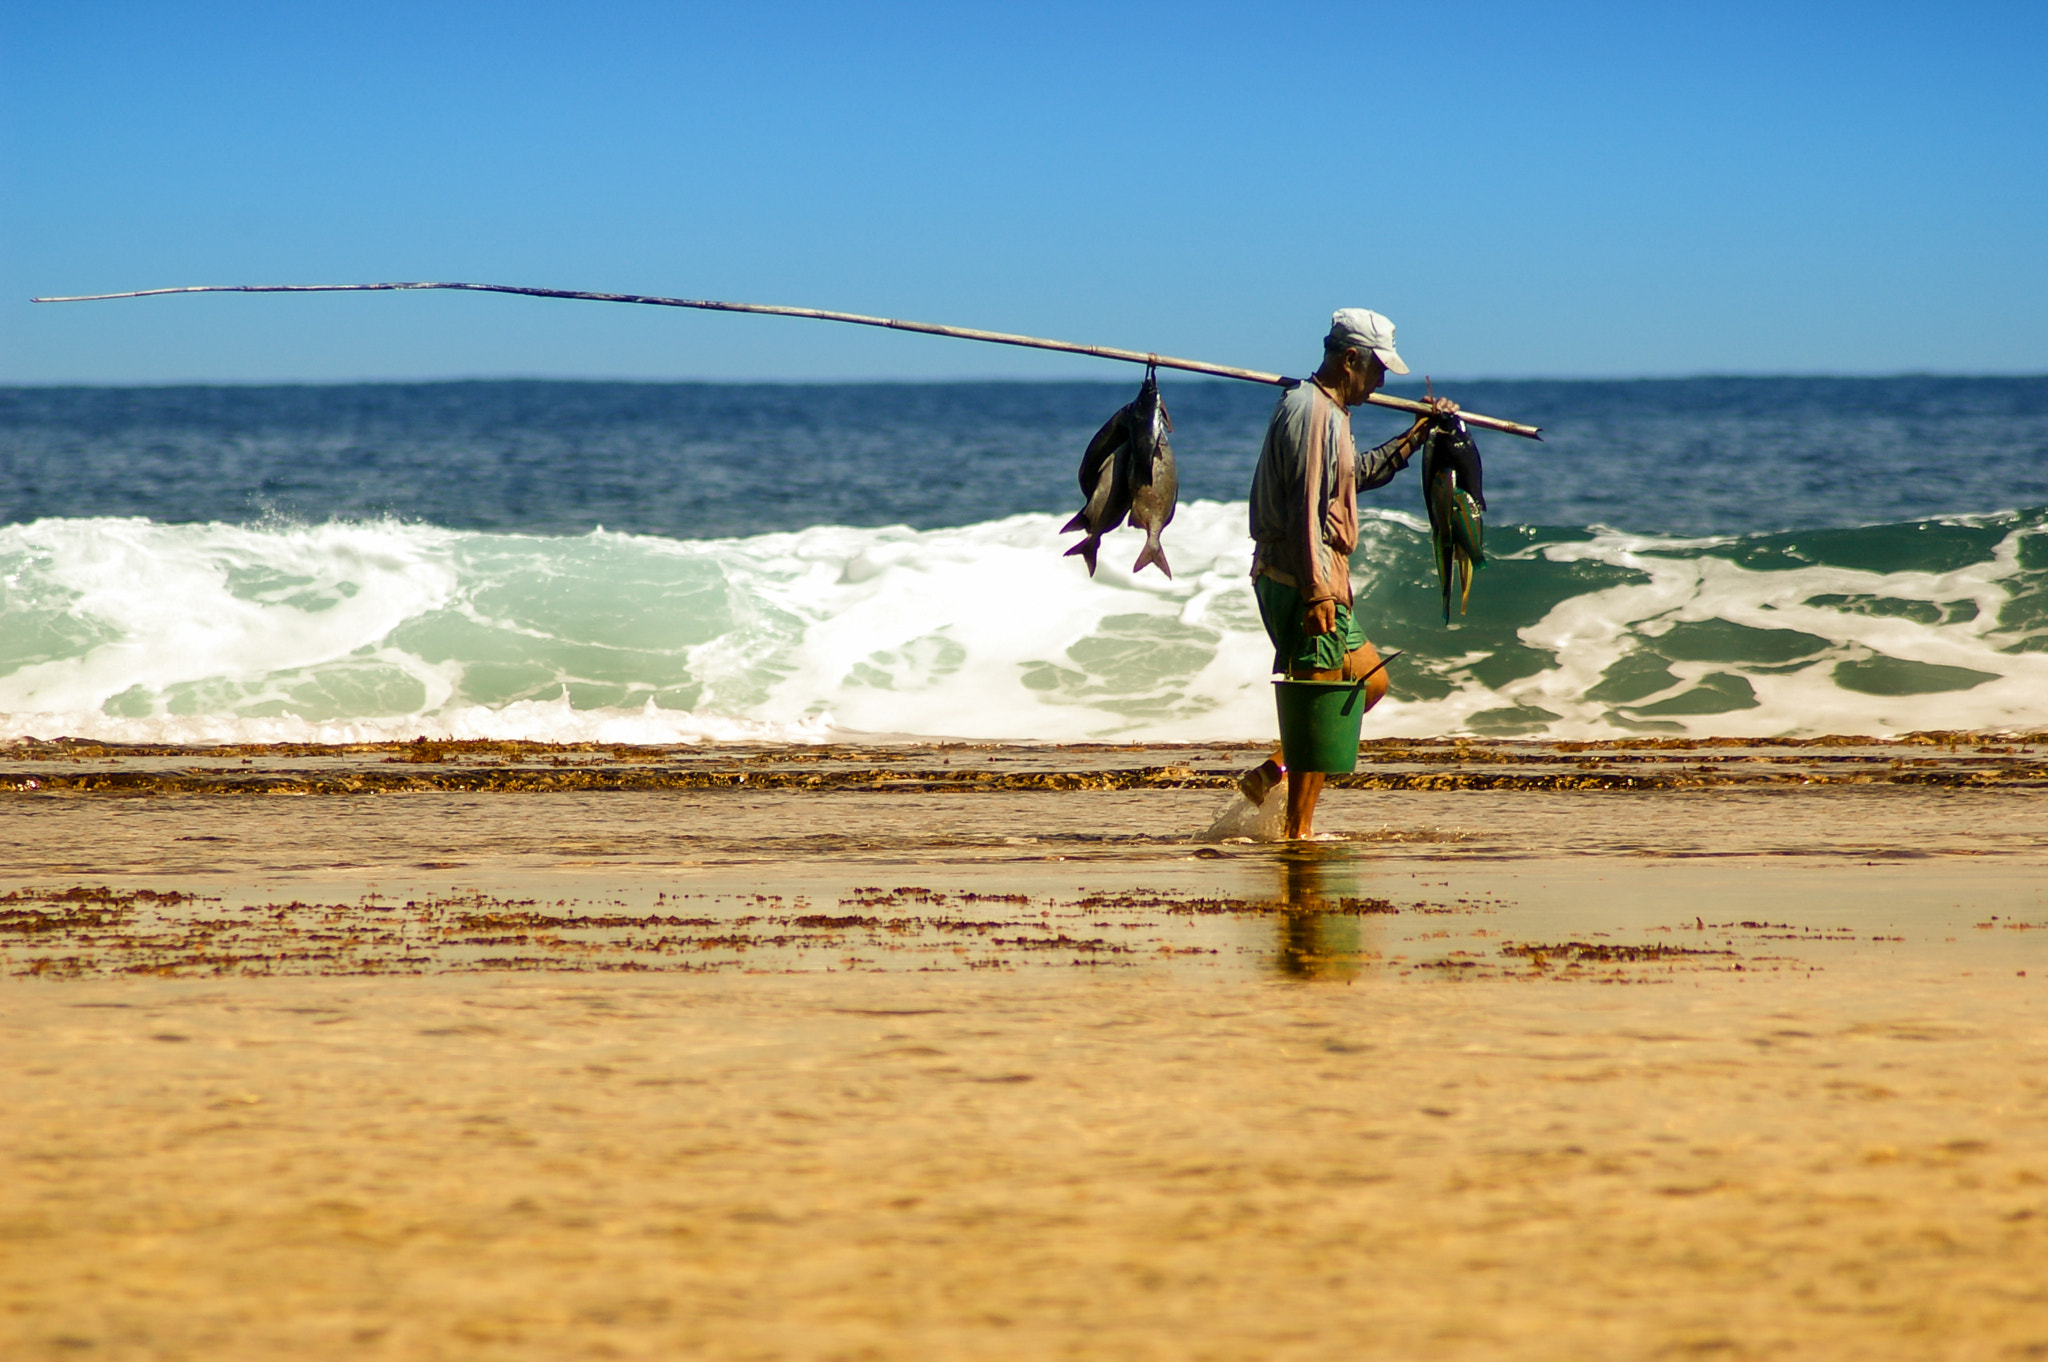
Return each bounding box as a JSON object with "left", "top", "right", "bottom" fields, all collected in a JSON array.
[{"left": 5, "top": 736, "right": 2048, "bottom": 1358}]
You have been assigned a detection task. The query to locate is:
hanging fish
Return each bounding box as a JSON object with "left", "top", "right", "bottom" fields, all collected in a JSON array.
[
  {"left": 1421, "top": 417, "right": 1486, "bottom": 621},
  {"left": 1123, "top": 368, "right": 1178, "bottom": 577},
  {"left": 1061, "top": 403, "right": 1134, "bottom": 576}
]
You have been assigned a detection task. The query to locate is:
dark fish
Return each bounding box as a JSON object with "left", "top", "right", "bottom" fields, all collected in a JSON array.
[
  {"left": 1421, "top": 418, "right": 1485, "bottom": 621},
  {"left": 1061, "top": 404, "right": 1134, "bottom": 577},
  {"left": 1123, "top": 370, "right": 1178, "bottom": 577}
]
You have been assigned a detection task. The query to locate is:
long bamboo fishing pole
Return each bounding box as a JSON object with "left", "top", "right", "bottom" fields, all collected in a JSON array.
[{"left": 31, "top": 280, "right": 1543, "bottom": 439}]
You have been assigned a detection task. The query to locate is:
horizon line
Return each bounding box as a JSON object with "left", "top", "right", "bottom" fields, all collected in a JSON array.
[{"left": 6, "top": 369, "right": 2047, "bottom": 390}]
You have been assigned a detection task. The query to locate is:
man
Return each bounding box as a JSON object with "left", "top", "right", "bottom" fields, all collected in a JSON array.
[{"left": 1239, "top": 308, "right": 1457, "bottom": 838}]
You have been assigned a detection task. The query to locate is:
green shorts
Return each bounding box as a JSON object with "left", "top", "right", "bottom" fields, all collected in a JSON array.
[{"left": 1255, "top": 574, "right": 1366, "bottom": 676}]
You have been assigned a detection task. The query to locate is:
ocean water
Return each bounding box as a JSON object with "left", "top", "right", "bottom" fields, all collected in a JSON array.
[{"left": 3, "top": 378, "right": 2045, "bottom": 744}]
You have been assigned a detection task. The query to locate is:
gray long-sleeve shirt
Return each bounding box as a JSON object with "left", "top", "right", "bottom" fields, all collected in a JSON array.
[{"left": 1247, "top": 379, "right": 1412, "bottom": 606}]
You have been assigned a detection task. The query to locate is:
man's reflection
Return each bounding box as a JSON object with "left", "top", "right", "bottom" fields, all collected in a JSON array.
[{"left": 1272, "top": 853, "right": 1374, "bottom": 980}]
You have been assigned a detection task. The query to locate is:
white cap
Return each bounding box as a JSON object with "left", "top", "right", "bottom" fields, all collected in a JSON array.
[{"left": 1328, "top": 307, "right": 1408, "bottom": 375}]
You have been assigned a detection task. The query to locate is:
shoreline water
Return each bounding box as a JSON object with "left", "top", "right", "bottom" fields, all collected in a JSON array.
[{"left": 6, "top": 735, "right": 2045, "bottom": 984}]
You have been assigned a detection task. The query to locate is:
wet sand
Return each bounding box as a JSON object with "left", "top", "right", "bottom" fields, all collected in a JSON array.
[{"left": 4, "top": 737, "right": 2048, "bottom": 1358}]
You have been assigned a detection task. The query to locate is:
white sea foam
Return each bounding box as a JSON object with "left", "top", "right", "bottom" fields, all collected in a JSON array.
[{"left": 2, "top": 507, "right": 2043, "bottom": 745}]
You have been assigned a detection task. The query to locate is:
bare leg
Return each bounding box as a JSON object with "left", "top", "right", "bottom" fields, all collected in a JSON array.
[
  {"left": 1346, "top": 643, "right": 1390, "bottom": 709},
  {"left": 1284, "top": 769, "right": 1324, "bottom": 838}
]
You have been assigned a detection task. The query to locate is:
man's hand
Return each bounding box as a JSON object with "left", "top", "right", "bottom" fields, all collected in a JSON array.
[
  {"left": 1401, "top": 396, "right": 1463, "bottom": 457},
  {"left": 1303, "top": 598, "right": 1338, "bottom": 636}
]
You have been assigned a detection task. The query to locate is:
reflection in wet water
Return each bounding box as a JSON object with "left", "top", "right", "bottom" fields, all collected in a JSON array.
[{"left": 1272, "top": 854, "right": 1372, "bottom": 980}]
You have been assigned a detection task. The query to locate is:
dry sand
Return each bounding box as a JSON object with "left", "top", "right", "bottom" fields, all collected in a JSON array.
[{"left": 4, "top": 738, "right": 2048, "bottom": 1359}]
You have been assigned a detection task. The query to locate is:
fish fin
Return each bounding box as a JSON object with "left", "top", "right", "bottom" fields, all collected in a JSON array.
[
  {"left": 1123, "top": 423, "right": 1158, "bottom": 488},
  {"left": 1064, "top": 537, "right": 1100, "bottom": 576},
  {"left": 1132, "top": 539, "right": 1172, "bottom": 578},
  {"left": 1059, "top": 509, "right": 1090, "bottom": 535},
  {"left": 1078, "top": 409, "right": 1132, "bottom": 495}
]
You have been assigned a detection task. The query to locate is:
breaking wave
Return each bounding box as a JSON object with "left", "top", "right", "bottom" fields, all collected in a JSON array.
[{"left": 2, "top": 503, "right": 2045, "bottom": 745}]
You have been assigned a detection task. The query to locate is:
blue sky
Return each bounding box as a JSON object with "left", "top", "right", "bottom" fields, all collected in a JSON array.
[{"left": 5, "top": 1, "right": 2044, "bottom": 383}]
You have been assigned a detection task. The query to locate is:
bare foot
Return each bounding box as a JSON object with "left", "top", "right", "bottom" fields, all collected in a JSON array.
[{"left": 1237, "top": 758, "right": 1284, "bottom": 806}]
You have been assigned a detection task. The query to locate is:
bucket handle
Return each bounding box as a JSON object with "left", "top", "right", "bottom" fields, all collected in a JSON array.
[{"left": 1339, "top": 650, "right": 1402, "bottom": 716}]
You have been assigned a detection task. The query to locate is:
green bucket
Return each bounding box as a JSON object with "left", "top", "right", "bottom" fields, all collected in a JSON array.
[{"left": 1272, "top": 678, "right": 1371, "bottom": 773}]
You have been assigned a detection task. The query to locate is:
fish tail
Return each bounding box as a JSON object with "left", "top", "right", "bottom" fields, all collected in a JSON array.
[
  {"left": 1132, "top": 536, "right": 1172, "bottom": 578},
  {"left": 1064, "top": 536, "right": 1100, "bottom": 576}
]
